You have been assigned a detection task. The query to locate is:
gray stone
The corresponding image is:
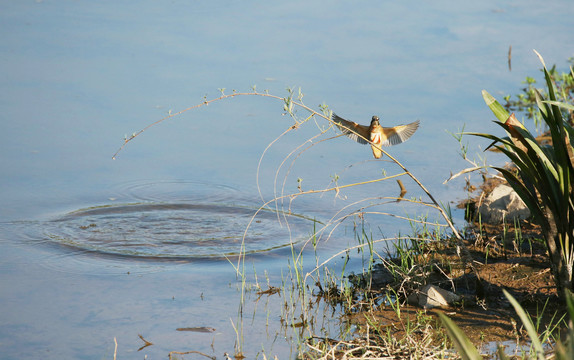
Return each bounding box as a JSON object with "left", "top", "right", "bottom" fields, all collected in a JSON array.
[{"left": 478, "top": 184, "right": 530, "bottom": 224}]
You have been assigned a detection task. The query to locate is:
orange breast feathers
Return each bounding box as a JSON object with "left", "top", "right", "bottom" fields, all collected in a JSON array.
[{"left": 370, "top": 132, "right": 382, "bottom": 145}]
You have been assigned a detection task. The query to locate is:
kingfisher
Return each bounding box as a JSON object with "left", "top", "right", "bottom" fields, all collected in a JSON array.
[{"left": 331, "top": 113, "right": 420, "bottom": 159}]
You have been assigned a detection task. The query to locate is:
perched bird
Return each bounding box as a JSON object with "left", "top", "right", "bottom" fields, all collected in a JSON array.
[{"left": 331, "top": 113, "right": 420, "bottom": 159}]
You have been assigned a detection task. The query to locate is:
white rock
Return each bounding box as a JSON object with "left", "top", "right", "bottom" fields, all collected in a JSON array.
[
  {"left": 407, "top": 284, "right": 461, "bottom": 309},
  {"left": 478, "top": 184, "right": 530, "bottom": 224}
]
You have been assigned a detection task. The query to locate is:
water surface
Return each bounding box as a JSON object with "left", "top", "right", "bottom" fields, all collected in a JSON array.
[{"left": 1, "top": 1, "right": 573, "bottom": 358}]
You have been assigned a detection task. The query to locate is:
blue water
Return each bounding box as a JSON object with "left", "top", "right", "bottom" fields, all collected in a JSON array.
[{"left": 1, "top": 1, "right": 573, "bottom": 358}]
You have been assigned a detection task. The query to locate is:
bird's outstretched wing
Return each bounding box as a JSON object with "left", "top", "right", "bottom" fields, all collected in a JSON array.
[
  {"left": 331, "top": 113, "right": 370, "bottom": 144},
  {"left": 381, "top": 120, "right": 420, "bottom": 146}
]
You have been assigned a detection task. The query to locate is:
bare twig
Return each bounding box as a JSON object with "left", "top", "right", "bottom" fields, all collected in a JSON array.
[{"left": 443, "top": 165, "right": 504, "bottom": 184}]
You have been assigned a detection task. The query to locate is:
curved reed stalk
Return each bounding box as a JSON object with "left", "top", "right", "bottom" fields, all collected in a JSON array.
[{"left": 113, "top": 89, "right": 464, "bottom": 244}]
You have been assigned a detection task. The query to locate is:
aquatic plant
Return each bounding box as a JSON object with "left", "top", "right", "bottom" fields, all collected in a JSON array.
[{"left": 468, "top": 51, "right": 574, "bottom": 296}]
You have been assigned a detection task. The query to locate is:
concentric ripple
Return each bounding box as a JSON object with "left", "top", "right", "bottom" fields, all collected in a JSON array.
[
  {"left": 42, "top": 203, "right": 313, "bottom": 259},
  {"left": 112, "top": 180, "right": 247, "bottom": 204}
]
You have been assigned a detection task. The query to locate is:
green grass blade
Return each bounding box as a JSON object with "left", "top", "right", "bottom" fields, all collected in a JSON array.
[
  {"left": 438, "top": 312, "right": 483, "bottom": 360},
  {"left": 544, "top": 100, "right": 574, "bottom": 112},
  {"left": 566, "top": 290, "right": 574, "bottom": 322},
  {"left": 503, "top": 290, "right": 546, "bottom": 360}
]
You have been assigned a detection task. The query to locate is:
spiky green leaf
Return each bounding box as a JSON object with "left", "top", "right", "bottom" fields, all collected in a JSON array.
[
  {"left": 482, "top": 90, "right": 510, "bottom": 122},
  {"left": 544, "top": 100, "right": 574, "bottom": 112}
]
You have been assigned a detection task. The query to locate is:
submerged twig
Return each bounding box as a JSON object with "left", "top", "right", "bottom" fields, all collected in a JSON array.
[
  {"left": 137, "top": 334, "right": 153, "bottom": 351},
  {"left": 396, "top": 179, "right": 407, "bottom": 199},
  {"left": 168, "top": 350, "right": 216, "bottom": 360}
]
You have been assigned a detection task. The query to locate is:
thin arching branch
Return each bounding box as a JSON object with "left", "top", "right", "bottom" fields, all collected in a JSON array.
[{"left": 113, "top": 88, "right": 475, "bottom": 275}]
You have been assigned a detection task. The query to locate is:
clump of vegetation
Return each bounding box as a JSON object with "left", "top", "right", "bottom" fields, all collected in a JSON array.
[
  {"left": 302, "top": 216, "right": 569, "bottom": 359},
  {"left": 302, "top": 231, "right": 462, "bottom": 359},
  {"left": 469, "top": 51, "right": 574, "bottom": 297}
]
